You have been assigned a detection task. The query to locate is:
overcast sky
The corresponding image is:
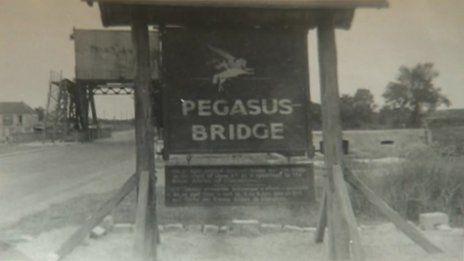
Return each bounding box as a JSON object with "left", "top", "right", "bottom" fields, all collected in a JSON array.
[{"left": 1, "top": 0, "right": 463, "bottom": 118}]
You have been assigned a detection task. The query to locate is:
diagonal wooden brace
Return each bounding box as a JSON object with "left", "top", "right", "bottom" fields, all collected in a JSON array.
[
  {"left": 54, "top": 173, "right": 138, "bottom": 260},
  {"left": 333, "top": 165, "right": 364, "bottom": 261},
  {"left": 344, "top": 168, "right": 443, "bottom": 254}
]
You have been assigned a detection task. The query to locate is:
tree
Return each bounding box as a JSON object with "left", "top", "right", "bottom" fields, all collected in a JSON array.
[
  {"left": 340, "top": 94, "right": 356, "bottom": 128},
  {"left": 383, "top": 63, "right": 450, "bottom": 127},
  {"left": 353, "top": 88, "right": 376, "bottom": 125},
  {"left": 378, "top": 106, "right": 411, "bottom": 128},
  {"left": 340, "top": 88, "right": 377, "bottom": 129}
]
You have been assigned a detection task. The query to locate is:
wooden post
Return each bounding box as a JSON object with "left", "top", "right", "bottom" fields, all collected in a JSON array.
[
  {"left": 73, "top": 82, "right": 84, "bottom": 131},
  {"left": 314, "top": 187, "right": 327, "bottom": 243},
  {"left": 77, "top": 85, "right": 90, "bottom": 141},
  {"left": 317, "top": 12, "right": 354, "bottom": 260},
  {"left": 89, "top": 88, "right": 98, "bottom": 126},
  {"left": 82, "top": 86, "right": 90, "bottom": 131},
  {"left": 333, "top": 165, "right": 364, "bottom": 260},
  {"left": 132, "top": 15, "right": 158, "bottom": 261}
]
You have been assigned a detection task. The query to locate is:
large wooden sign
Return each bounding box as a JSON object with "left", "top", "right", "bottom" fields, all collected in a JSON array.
[
  {"left": 163, "top": 28, "right": 310, "bottom": 154},
  {"left": 73, "top": 29, "right": 159, "bottom": 81},
  {"left": 165, "top": 164, "right": 314, "bottom": 206}
]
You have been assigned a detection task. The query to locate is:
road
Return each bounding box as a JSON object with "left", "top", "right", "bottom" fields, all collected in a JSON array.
[
  {"left": 0, "top": 131, "right": 137, "bottom": 228},
  {"left": 0, "top": 128, "right": 414, "bottom": 229}
]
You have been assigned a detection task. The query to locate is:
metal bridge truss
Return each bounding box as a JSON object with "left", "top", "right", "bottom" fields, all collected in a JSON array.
[
  {"left": 45, "top": 76, "right": 163, "bottom": 141},
  {"left": 91, "top": 83, "right": 135, "bottom": 95}
]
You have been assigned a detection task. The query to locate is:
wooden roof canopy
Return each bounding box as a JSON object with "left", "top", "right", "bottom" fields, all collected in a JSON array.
[{"left": 86, "top": 0, "right": 388, "bottom": 29}]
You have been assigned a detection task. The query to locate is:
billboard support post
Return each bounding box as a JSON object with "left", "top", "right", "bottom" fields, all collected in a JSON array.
[
  {"left": 131, "top": 15, "right": 159, "bottom": 261},
  {"left": 317, "top": 13, "right": 354, "bottom": 260},
  {"left": 89, "top": 87, "right": 98, "bottom": 126}
]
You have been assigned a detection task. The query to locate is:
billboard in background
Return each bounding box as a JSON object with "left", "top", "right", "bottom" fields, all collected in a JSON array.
[
  {"left": 163, "top": 28, "right": 311, "bottom": 155},
  {"left": 73, "top": 29, "right": 159, "bottom": 81}
]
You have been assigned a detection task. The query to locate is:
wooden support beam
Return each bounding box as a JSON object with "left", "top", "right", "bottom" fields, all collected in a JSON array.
[
  {"left": 75, "top": 84, "right": 90, "bottom": 141},
  {"left": 344, "top": 169, "right": 443, "bottom": 254},
  {"left": 73, "top": 82, "right": 84, "bottom": 131},
  {"left": 89, "top": 88, "right": 98, "bottom": 126},
  {"left": 317, "top": 11, "right": 360, "bottom": 260},
  {"left": 54, "top": 173, "right": 138, "bottom": 260},
  {"left": 134, "top": 170, "right": 152, "bottom": 252},
  {"left": 333, "top": 165, "right": 364, "bottom": 261},
  {"left": 132, "top": 14, "right": 159, "bottom": 261},
  {"left": 314, "top": 186, "right": 327, "bottom": 243},
  {"left": 81, "top": 86, "right": 90, "bottom": 131}
]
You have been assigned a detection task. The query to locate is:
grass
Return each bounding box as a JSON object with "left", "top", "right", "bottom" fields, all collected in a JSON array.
[{"left": 349, "top": 145, "right": 464, "bottom": 226}]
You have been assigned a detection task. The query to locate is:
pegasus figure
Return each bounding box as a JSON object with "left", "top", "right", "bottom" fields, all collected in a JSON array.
[{"left": 207, "top": 45, "right": 254, "bottom": 92}]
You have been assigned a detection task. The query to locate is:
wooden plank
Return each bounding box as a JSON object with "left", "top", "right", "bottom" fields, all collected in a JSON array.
[
  {"left": 78, "top": 85, "right": 90, "bottom": 136},
  {"left": 333, "top": 165, "right": 364, "bottom": 261},
  {"left": 344, "top": 169, "right": 443, "bottom": 254},
  {"left": 90, "top": 0, "right": 388, "bottom": 9},
  {"left": 314, "top": 186, "right": 327, "bottom": 243},
  {"left": 0, "top": 240, "right": 33, "bottom": 261},
  {"left": 44, "top": 72, "right": 53, "bottom": 142},
  {"left": 134, "top": 170, "right": 150, "bottom": 252},
  {"left": 317, "top": 12, "right": 351, "bottom": 260},
  {"left": 132, "top": 16, "right": 158, "bottom": 261},
  {"left": 54, "top": 173, "right": 138, "bottom": 260},
  {"left": 89, "top": 89, "right": 98, "bottom": 125},
  {"left": 98, "top": 4, "right": 355, "bottom": 29}
]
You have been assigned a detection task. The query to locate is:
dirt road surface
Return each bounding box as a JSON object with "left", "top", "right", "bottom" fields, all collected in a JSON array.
[{"left": 0, "top": 131, "right": 136, "bottom": 228}]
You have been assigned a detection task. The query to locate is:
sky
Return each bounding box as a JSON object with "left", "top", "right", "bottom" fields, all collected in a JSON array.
[{"left": 0, "top": 0, "right": 463, "bottom": 118}]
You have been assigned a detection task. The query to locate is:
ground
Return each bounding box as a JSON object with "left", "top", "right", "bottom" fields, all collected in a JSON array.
[
  {"left": 0, "top": 129, "right": 462, "bottom": 260},
  {"left": 0, "top": 131, "right": 135, "bottom": 228},
  {"left": 11, "top": 224, "right": 464, "bottom": 261}
]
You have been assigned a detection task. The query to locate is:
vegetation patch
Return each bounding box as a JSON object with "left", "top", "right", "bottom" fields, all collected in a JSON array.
[{"left": 351, "top": 146, "right": 464, "bottom": 226}]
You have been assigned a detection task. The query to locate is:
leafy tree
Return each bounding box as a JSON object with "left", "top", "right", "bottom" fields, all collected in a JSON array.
[
  {"left": 383, "top": 63, "right": 450, "bottom": 127},
  {"left": 378, "top": 106, "right": 411, "bottom": 128},
  {"left": 353, "top": 88, "right": 376, "bottom": 124},
  {"left": 340, "top": 94, "right": 356, "bottom": 128},
  {"left": 340, "top": 88, "right": 377, "bottom": 129}
]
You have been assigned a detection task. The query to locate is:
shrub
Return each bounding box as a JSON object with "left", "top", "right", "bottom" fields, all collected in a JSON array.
[{"left": 352, "top": 146, "right": 464, "bottom": 226}]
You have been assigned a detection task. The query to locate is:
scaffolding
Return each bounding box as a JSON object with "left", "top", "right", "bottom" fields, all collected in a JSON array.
[{"left": 44, "top": 71, "right": 70, "bottom": 142}]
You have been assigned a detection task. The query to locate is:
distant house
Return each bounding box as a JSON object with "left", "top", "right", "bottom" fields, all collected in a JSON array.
[
  {"left": 425, "top": 109, "right": 464, "bottom": 153},
  {"left": 0, "top": 102, "right": 39, "bottom": 142}
]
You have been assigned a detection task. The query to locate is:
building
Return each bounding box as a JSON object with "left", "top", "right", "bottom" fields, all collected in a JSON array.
[
  {"left": 425, "top": 109, "right": 464, "bottom": 153},
  {"left": 0, "top": 101, "right": 39, "bottom": 142}
]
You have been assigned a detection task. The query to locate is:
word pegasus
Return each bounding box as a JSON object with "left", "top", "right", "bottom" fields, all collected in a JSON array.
[{"left": 181, "top": 99, "right": 297, "bottom": 141}]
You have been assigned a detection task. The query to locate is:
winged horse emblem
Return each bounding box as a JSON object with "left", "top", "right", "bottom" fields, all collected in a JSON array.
[{"left": 207, "top": 45, "right": 254, "bottom": 92}]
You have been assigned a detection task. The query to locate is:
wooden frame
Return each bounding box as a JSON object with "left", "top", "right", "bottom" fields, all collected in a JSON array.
[
  {"left": 59, "top": 2, "right": 442, "bottom": 261},
  {"left": 88, "top": 0, "right": 388, "bottom": 8}
]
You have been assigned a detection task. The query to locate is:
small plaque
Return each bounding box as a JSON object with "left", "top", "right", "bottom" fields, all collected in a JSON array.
[{"left": 165, "top": 164, "right": 314, "bottom": 206}]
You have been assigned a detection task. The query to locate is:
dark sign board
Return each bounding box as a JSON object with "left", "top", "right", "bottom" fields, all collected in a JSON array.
[
  {"left": 163, "top": 28, "right": 310, "bottom": 154},
  {"left": 165, "top": 164, "right": 314, "bottom": 206}
]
